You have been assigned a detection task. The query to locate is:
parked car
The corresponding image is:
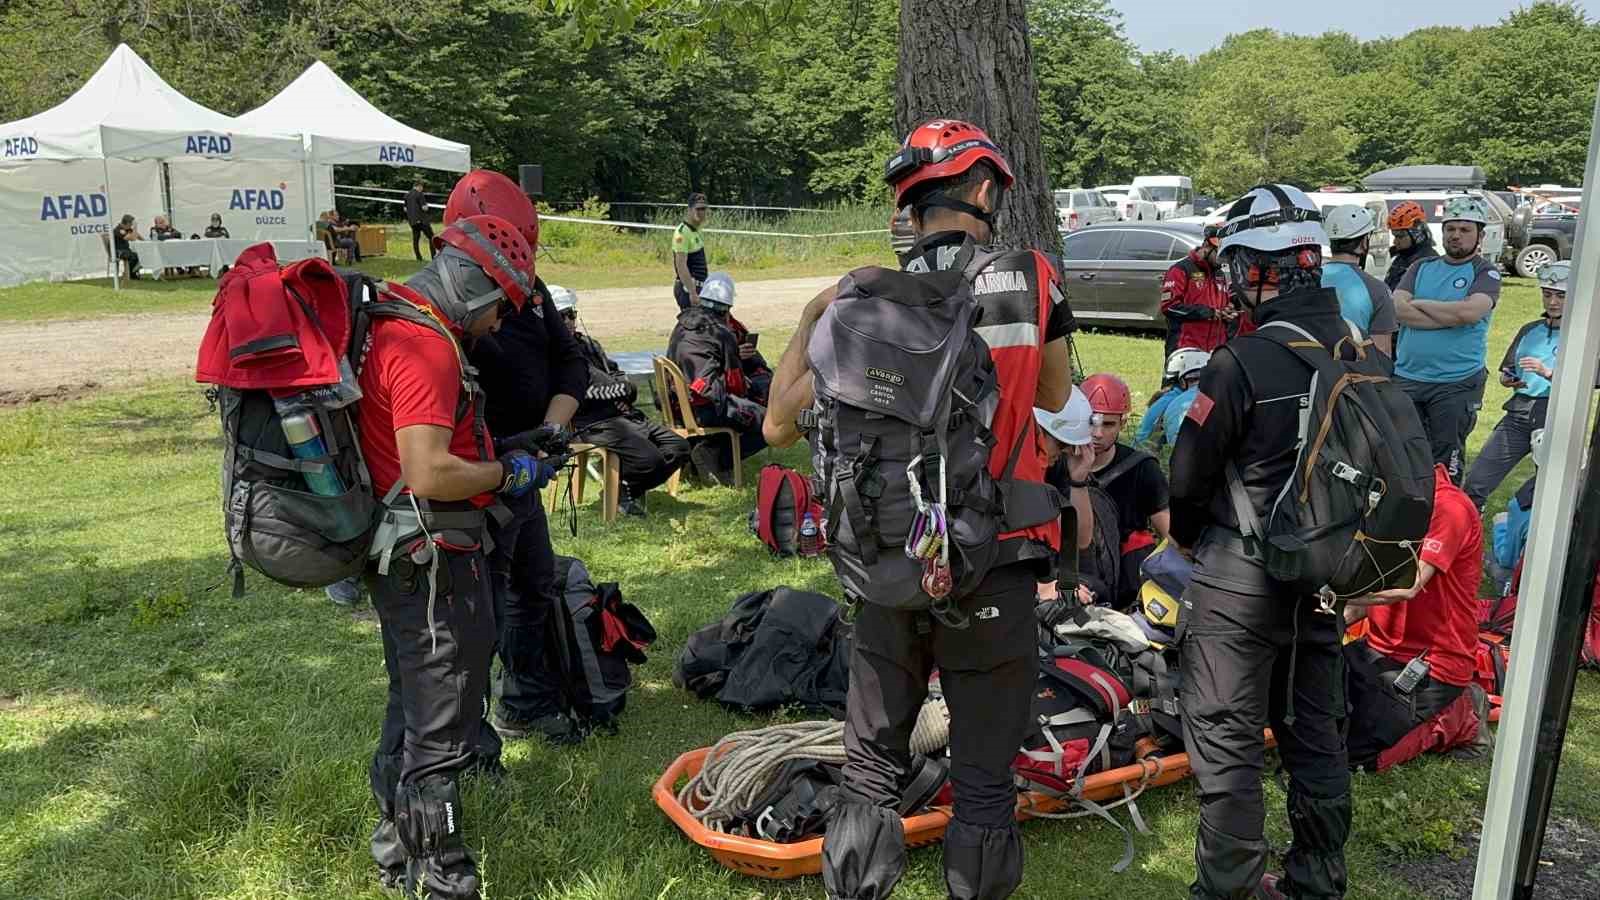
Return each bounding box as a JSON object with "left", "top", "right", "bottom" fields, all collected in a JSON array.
[
  {"left": 1374, "top": 191, "right": 1507, "bottom": 268},
  {"left": 1053, "top": 188, "right": 1119, "bottom": 231},
  {"left": 1132, "top": 175, "right": 1195, "bottom": 219},
  {"left": 1193, "top": 194, "right": 1221, "bottom": 216},
  {"left": 1054, "top": 222, "right": 1205, "bottom": 331},
  {"left": 1095, "top": 184, "right": 1161, "bottom": 222},
  {"left": 1361, "top": 165, "right": 1508, "bottom": 267},
  {"left": 1506, "top": 199, "right": 1580, "bottom": 278}
]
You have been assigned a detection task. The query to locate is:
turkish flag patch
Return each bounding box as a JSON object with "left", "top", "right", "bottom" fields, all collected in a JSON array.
[{"left": 1186, "top": 391, "right": 1215, "bottom": 426}]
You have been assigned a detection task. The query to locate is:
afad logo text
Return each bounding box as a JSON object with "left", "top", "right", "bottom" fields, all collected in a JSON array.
[
  {"left": 232, "top": 182, "right": 290, "bottom": 225},
  {"left": 39, "top": 192, "right": 110, "bottom": 235},
  {"left": 378, "top": 144, "right": 415, "bottom": 163},
  {"left": 3, "top": 136, "right": 39, "bottom": 158},
  {"left": 185, "top": 133, "right": 233, "bottom": 155}
]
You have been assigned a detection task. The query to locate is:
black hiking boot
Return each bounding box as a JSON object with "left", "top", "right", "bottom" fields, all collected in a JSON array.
[{"left": 491, "top": 710, "right": 582, "bottom": 746}]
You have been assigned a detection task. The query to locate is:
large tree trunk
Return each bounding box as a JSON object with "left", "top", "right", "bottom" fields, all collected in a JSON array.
[{"left": 895, "top": 0, "right": 1057, "bottom": 253}]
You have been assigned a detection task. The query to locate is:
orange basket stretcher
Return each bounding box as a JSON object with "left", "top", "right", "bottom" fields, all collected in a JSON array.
[{"left": 653, "top": 740, "right": 1197, "bottom": 881}]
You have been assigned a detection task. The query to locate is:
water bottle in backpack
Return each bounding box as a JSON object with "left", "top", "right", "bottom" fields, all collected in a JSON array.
[
  {"left": 278, "top": 408, "right": 347, "bottom": 497},
  {"left": 799, "top": 512, "right": 822, "bottom": 557}
]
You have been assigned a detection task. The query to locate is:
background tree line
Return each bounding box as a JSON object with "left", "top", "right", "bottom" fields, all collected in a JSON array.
[{"left": 2, "top": 0, "right": 1597, "bottom": 206}]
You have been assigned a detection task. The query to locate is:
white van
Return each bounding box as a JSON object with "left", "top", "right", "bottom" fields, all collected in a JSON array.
[
  {"left": 1132, "top": 175, "right": 1195, "bottom": 220},
  {"left": 1307, "top": 191, "right": 1394, "bottom": 280}
]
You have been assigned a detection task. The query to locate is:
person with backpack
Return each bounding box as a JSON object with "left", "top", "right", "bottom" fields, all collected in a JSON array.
[
  {"left": 357, "top": 214, "right": 549, "bottom": 900},
  {"left": 1383, "top": 200, "right": 1439, "bottom": 291},
  {"left": 556, "top": 284, "right": 690, "bottom": 516},
  {"left": 762, "top": 118, "right": 1074, "bottom": 900},
  {"left": 1136, "top": 348, "right": 1210, "bottom": 452},
  {"left": 1168, "top": 184, "right": 1358, "bottom": 899},
  {"left": 1392, "top": 195, "right": 1502, "bottom": 483},
  {"left": 668, "top": 270, "right": 767, "bottom": 484},
  {"left": 1343, "top": 464, "right": 1492, "bottom": 771},
  {"left": 443, "top": 170, "right": 590, "bottom": 747},
  {"left": 1321, "top": 204, "right": 1398, "bottom": 355},
  {"left": 1462, "top": 261, "right": 1565, "bottom": 509},
  {"left": 1160, "top": 222, "right": 1234, "bottom": 355},
  {"left": 1073, "top": 373, "right": 1170, "bottom": 610}
]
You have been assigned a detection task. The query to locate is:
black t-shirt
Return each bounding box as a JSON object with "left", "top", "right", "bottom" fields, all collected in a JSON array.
[
  {"left": 1095, "top": 443, "right": 1170, "bottom": 539},
  {"left": 204, "top": 225, "right": 229, "bottom": 238},
  {"left": 113, "top": 226, "right": 134, "bottom": 252}
]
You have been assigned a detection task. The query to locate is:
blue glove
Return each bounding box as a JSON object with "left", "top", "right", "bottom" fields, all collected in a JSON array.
[{"left": 498, "top": 451, "right": 556, "bottom": 497}]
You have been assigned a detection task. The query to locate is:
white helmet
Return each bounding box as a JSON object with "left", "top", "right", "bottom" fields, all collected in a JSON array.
[
  {"left": 548, "top": 284, "right": 577, "bottom": 313},
  {"left": 1035, "top": 386, "right": 1094, "bottom": 447},
  {"left": 1441, "top": 195, "right": 1490, "bottom": 226},
  {"left": 1531, "top": 428, "right": 1549, "bottom": 469},
  {"left": 1538, "top": 261, "right": 1570, "bottom": 294},
  {"left": 1324, "top": 204, "right": 1377, "bottom": 242},
  {"left": 699, "top": 271, "right": 736, "bottom": 309},
  {"left": 1165, "top": 347, "right": 1211, "bottom": 381},
  {"left": 1216, "top": 184, "right": 1328, "bottom": 254}
]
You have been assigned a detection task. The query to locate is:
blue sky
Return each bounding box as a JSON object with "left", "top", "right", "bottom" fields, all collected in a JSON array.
[{"left": 1108, "top": 0, "right": 1525, "bottom": 55}]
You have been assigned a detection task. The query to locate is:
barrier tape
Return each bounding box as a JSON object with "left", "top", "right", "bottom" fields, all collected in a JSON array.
[{"left": 332, "top": 191, "right": 887, "bottom": 239}]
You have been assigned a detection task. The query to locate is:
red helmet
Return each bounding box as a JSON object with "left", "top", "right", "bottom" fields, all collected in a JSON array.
[
  {"left": 444, "top": 169, "right": 540, "bottom": 256},
  {"left": 885, "top": 119, "right": 1014, "bottom": 208},
  {"left": 435, "top": 214, "right": 534, "bottom": 311},
  {"left": 1081, "top": 373, "right": 1132, "bottom": 416}
]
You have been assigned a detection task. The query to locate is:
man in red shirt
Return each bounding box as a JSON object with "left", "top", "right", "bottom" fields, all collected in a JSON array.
[
  {"left": 1160, "top": 224, "right": 1235, "bottom": 356},
  {"left": 1344, "top": 463, "right": 1491, "bottom": 771},
  {"left": 359, "top": 214, "right": 552, "bottom": 900}
]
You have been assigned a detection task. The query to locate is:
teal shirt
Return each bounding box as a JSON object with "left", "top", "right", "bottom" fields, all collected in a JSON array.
[
  {"left": 1395, "top": 256, "right": 1502, "bottom": 383},
  {"left": 1503, "top": 319, "right": 1561, "bottom": 398},
  {"left": 1320, "top": 261, "right": 1397, "bottom": 338}
]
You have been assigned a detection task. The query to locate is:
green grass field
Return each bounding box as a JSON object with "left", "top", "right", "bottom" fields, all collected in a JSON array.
[
  {"left": 1, "top": 272, "right": 1595, "bottom": 899},
  {"left": 0, "top": 207, "right": 892, "bottom": 324}
]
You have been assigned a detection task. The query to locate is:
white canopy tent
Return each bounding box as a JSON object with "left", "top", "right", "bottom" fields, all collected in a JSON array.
[
  {"left": 0, "top": 44, "right": 307, "bottom": 288},
  {"left": 235, "top": 61, "right": 470, "bottom": 220}
]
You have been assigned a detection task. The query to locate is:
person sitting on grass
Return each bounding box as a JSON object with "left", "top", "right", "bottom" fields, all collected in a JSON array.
[
  {"left": 666, "top": 270, "right": 766, "bottom": 485},
  {"left": 1080, "top": 372, "right": 1171, "bottom": 610},
  {"left": 1036, "top": 386, "right": 1098, "bottom": 606},
  {"left": 1344, "top": 463, "right": 1493, "bottom": 772},
  {"left": 1136, "top": 347, "right": 1210, "bottom": 451}
]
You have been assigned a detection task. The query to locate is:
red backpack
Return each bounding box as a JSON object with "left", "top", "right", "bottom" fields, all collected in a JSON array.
[{"left": 751, "top": 464, "right": 826, "bottom": 558}]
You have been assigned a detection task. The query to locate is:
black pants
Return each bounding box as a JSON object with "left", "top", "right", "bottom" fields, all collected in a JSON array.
[
  {"left": 1462, "top": 404, "right": 1542, "bottom": 509},
  {"left": 117, "top": 248, "right": 140, "bottom": 279},
  {"left": 1396, "top": 370, "right": 1487, "bottom": 484},
  {"left": 367, "top": 544, "right": 497, "bottom": 897},
  {"left": 694, "top": 399, "right": 768, "bottom": 470},
  {"left": 1344, "top": 641, "right": 1464, "bottom": 770},
  {"left": 339, "top": 235, "right": 363, "bottom": 262},
  {"left": 1180, "top": 535, "right": 1351, "bottom": 899},
  {"left": 823, "top": 563, "right": 1037, "bottom": 900},
  {"left": 489, "top": 489, "right": 565, "bottom": 724},
  {"left": 674, "top": 279, "right": 695, "bottom": 311},
  {"left": 579, "top": 410, "right": 691, "bottom": 494},
  {"left": 412, "top": 221, "right": 436, "bottom": 260}
]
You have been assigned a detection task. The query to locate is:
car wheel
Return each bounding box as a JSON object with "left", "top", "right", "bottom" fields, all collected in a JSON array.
[{"left": 1516, "top": 243, "right": 1557, "bottom": 279}]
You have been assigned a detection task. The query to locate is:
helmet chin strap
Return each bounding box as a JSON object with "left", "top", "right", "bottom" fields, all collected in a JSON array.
[{"left": 918, "top": 190, "right": 998, "bottom": 226}]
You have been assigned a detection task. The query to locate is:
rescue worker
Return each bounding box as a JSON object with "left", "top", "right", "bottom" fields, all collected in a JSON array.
[
  {"left": 1137, "top": 347, "right": 1211, "bottom": 450},
  {"left": 556, "top": 284, "right": 691, "bottom": 515},
  {"left": 718, "top": 276, "right": 773, "bottom": 404},
  {"left": 1320, "top": 204, "right": 1398, "bottom": 355},
  {"left": 359, "top": 214, "right": 546, "bottom": 899},
  {"left": 1170, "top": 183, "right": 1351, "bottom": 899},
  {"left": 762, "top": 118, "right": 1074, "bottom": 900},
  {"left": 443, "top": 170, "right": 590, "bottom": 746},
  {"left": 668, "top": 270, "right": 767, "bottom": 484},
  {"left": 1383, "top": 200, "right": 1438, "bottom": 290},
  {"left": 1462, "top": 262, "right": 1565, "bottom": 509},
  {"left": 672, "top": 192, "right": 711, "bottom": 309},
  {"left": 1344, "top": 464, "right": 1492, "bottom": 771},
  {"left": 1393, "top": 196, "right": 1502, "bottom": 483},
  {"left": 1160, "top": 223, "right": 1235, "bottom": 355},
  {"left": 1037, "top": 387, "right": 1098, "bottom": 605},
  {"left": 1080, "top": 372, "right": 1171, "bottom": 610}
]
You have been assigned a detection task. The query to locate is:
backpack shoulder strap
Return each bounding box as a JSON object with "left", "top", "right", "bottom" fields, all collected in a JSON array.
[
  {"left": 1097, "top": 448, "right": 1153, "bottom": 488},
  {"left": 362, "top": 293, "right": 490, "bottom": 460},
  {"left": 1225, "top": 462, "right": 1266, "bottom": 552}
]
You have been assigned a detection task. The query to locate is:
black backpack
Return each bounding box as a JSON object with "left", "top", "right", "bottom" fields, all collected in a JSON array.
[
  {"left": 205, "top": 255, "right": 482, "bottom": 597},
  {"left": 552, "top": 556, "right": 656, "bottom": 730},
  {"left": 1227, "top": 321, "right": 1434, "bottom": 603}
]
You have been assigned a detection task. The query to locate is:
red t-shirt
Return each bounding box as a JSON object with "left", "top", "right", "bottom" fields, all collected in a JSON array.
[
  {"left": 1366, "top": 465, "right": 1483, "bottom": 686},
  {"left": 356, "top": 288, "right": 495, "bottom": 507}
]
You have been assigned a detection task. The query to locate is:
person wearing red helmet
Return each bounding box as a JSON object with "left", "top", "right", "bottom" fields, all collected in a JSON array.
[
  {"left": 358, "top": 213, "right": 553, "bottom": 900},
  {"left": 1074, "top": 373, "right": 1170, "bottom": 609},
  {"left": 763, "top": 118, "right": 1074, "bottom": 900},
  {"left": 441, "top": 170, "right": 591, "bottom": 750}
]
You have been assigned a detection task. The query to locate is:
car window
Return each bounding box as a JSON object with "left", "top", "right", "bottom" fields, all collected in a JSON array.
[
  {"left": 1145, "top": 186, "right": 1179, "bottom": 202},
  {"left": 1178, "top": 187, "right": 1194, "bottom": 204},
  {"left": 1089, "top": 191, "right": 1110, "bottom": 207},
  {"left": 1053, "top": 190, "right": 1071, "bottom": 209},
  {"left": 1106, "top": 229, "right": 1180, "bottom": 261},
  {"left": 1061, "top": 229, "right": 1118, "bottom": 261}
]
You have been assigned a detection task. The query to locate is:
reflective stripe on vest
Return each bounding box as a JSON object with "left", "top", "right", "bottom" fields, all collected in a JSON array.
[{"left": 976, "top": 321, "right": 1041, "bottom": 349}]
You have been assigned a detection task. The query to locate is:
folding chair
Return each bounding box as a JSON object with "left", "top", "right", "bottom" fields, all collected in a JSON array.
[{"left": 653, "top": 356, "right": 743, "bottom": 495}]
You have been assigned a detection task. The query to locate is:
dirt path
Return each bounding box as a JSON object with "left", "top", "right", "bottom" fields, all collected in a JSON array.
[{"left": 0, "top": 275, "right": 834, "bottom": 403}]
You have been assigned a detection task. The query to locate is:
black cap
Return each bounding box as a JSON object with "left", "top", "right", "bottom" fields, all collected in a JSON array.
[{"left": 687, "top": 192, "right": 708, "bottom": 209}]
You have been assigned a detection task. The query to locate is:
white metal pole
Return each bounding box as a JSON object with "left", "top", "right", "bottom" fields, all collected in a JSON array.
[
  {"left": 102, "top": 153, "right": 119, "bottom": 292},
  {"left": 1473, "top": 78, "right": 1600, "bottom": 899}
]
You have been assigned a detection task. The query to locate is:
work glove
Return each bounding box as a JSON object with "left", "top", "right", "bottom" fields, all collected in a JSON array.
[
  {"left": 498, "top": 450, "right": 556, "bottom": 497},
  {"left": 494, "top": 422, "right": 572, "bottom": 457}
]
